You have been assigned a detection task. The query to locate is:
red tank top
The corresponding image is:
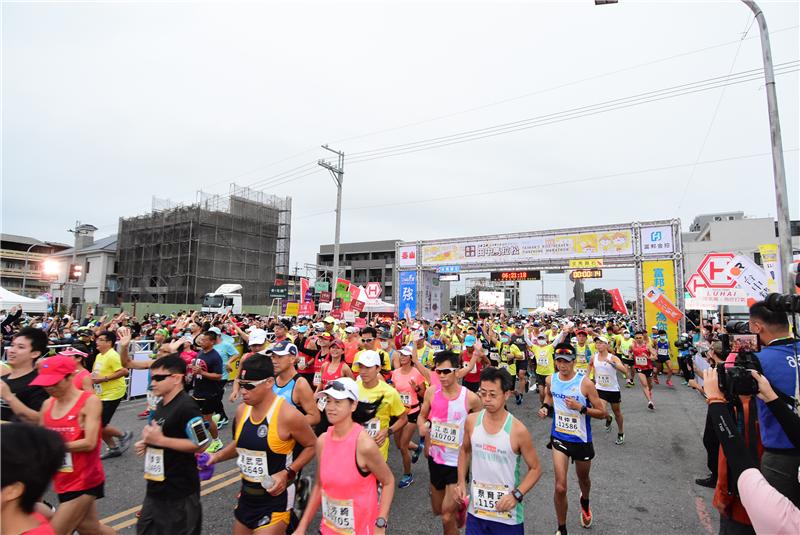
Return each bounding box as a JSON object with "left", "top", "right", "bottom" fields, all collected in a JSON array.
[
  {"left": 71, "top": 369, "right": 90, "bottom": 391},
  {"left": 320, "top": 359, "right": 345, "bottom": 389},
  {"left": 43, "top": 391, "right": 105, "bottom": 493},
  {"left": 320, "top": 424, "right": 378, "bottom": 535},
  {"left": 462, "top": 350, "right": 483, "bottom": 382},
  {"left": 632, "top": 344, "right": 653, "bottom": 370}
]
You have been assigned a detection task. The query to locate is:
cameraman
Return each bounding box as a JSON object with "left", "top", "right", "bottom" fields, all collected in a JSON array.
[{"left": 749, "top": 300, "right": 800, "bottom": 506}]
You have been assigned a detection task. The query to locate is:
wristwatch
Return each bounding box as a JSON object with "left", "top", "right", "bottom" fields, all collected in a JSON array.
[
  {"left": 387, "top": 427, "right": 394, "bottom": 436},
  {"left": 375, "top": 517, "right": 388, "bottom": 529},
  {"left": 511, "top": 488, "right": 524, "bottom": 502},
  {"left": 579, "top": 405, "right": 588, "bottom": 415},
  {"left": 285, "top": 467, "right": 297, "bottom": 482}
]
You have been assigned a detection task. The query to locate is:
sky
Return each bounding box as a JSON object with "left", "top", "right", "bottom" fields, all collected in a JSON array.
[{"left": 3, "top": 0, "right": 798, "bottom": 306}]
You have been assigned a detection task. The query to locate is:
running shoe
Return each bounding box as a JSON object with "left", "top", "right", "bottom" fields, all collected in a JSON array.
[
  {"left": 580, "top": 500, "right": 593, "bottom": 528},
  {"left": 117, "top": 431, "right": 133, "bottom": 454},
  {"left": 412, "top": 442, "right": 423, "bottom": 464},
  {"left": 682, "top": 380, "right": 688, "bottom": 386},
  {"left": 666, "top": 379, "right": 673, "bottom": 387},
  {"left": 515, "top": 393, "right": 522, "bottom": 406},
  {"left": 137, "top": 408, "right": 150, "bottom": 420},
  {"left": 694, "top": 475, "right": 717, "bottom": 488},
  {"left": 615, "top": 434, "right": 625, "bottom": 445},
  {"left": 100, "top": 447, "right": 122, "bottom": 460},
  {"left": 647, "top": 401, "right": 655, "bottom": 410},
  {"left": 206, "top": 438, "right": 224, "bottom": 453},
  {"left": 217, "top": 417, "right": 230, "bottom": 430},
  {"left": 398, "top": 474, "right": 414, "bottom": 488},
  {"left": 625, "top": 381, "right": 633, "bottom": 388},
  {"left": 653, "top": 375, "right": 660, "bottom": 385},
  {"left": 604, "top": 416, "right": 612, "bottom": 432}
]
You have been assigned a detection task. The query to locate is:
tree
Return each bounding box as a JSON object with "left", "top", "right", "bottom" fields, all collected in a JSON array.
[{"left": 584, "top": 289, "right": 613, "bottom": 312}]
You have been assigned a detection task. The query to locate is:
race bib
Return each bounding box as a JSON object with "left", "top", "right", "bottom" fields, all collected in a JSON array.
[
  {"left": 317, "top": 396, "right": 328, "bottom": 412},
  {"left": 555, "top": 410, "right": 581, "bottom": 436},
  {"left": 93, "top": 382, "right": 102, "bottom": 395},
  {"left": 658, "top": 348, "right": 668, "bottom": 356},
  {"left": 146, "top": 391, "right": 161, "bottom": 412},
  {"left": 59, "top": 452, "right": 73, "bottom": 473},
  {"left": 472, "top": 481, "right": 512, "bottom": 520},
  {"left": 297, "top": 356, "right": 307, "bottom": 370},
  {"left": 399, "top": 392, "right": 412, "bottom": 406},
  {"left": 313, "top": 371, "right": 322, "bottom": 386},
  {"left": 430, "top": 421, "right": 460, "bottom": 449},
  {"left": 635, "top": 355, "right": 648, "bottom": 366},
  {"left": 498, "top": 362, "right": 509, "bottom": 370},
  {"left": 365, "top": 418, "right": 380, "bottom": 438},
  {"left": 144, "top": 447, "right": 165, "bottom": 481},
  {"left": 322, "top": 492, "right": 355, "bottom": 534},
  {"left": 596, "top": 374, "right": 612, "bottom": 387},
  {"left": 236, "top": 448, "right": 268, "bottom": 483},
  {"left": 537, "top": 354, "right": 549, "bottom": 368}
]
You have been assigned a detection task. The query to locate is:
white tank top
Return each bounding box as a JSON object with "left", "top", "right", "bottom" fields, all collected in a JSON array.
[{"left": 592, "top": 353, "right": 620, "bottom": 392}]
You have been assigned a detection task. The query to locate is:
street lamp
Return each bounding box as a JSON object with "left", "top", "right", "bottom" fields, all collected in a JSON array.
[{"left": 21, "top": 242, "right": 41, "bottom": 294}]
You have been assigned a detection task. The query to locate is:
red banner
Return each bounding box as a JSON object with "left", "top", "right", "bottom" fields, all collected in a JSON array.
[
  {"left": 298, "top": 302, "right": 315, "bottom": 316},
  {"left": 349, "top": 285, "right": 360, "bottom": 304},
  {"left": 300, "top": 278, "right": 309, "bottom": 304},
  {"left": 608, "top": 288, "right": 628, "bottom": 315},
  {"left": 351, "top": 300, "right": 365, "bottom": 313},
  {"left": 355, "top": 317, "right": 367, "bottom": 329},
  {"left": 644, "top": 286, "right": 684, "bottom": 323},
  {"left": 319, "top": 291, "right": 332, "bottom": 303}
]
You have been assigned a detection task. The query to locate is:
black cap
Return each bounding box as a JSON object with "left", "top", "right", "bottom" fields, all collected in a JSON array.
[{"left": 239, "top": 353, "right": 275, "bottom": 381}]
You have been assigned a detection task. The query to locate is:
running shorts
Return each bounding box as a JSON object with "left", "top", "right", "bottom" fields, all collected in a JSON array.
[
  {"left": 136, "top": 493, "right": 202, "bottom": 535},
  {"left": 636, "top": 369, "right": 653, "bottom": 378},
  {"left": 407, "top": 410, "right": 419, "bottom": 424},
  {"left": 58, "top": 482, "right": 105, "bottom": 504},
  {"left": 101, "top": 398, "right": 122, "bottom": 427},
  {"left": 466, "top": 513, "right": 524, "bottom": 535},
  {"left": 427, "top": 455, "right": 459, "bottom": 490},
  {"left": 462, "top": 380, "right": 479, "bottom": 393},
  {"left": 620, "top": 357, "right": 634, "bottom": 367},
  {"left": 548, "top": 437, "right": 595, "bottom": 462},
  {"left": 234, "top": 490, "right": 291, "bottom": 530},
  {"left": 535, "top": 373, "right": 549, "bottom": 386},
  {"left": 656, "top": 354, "right": 671, "bottom": 364},
  {"left": 192, "top": 394, "right": 221, "bottom": 415},
  {"left": 597, "top": 390, "right": 621, "bottom": 404}
]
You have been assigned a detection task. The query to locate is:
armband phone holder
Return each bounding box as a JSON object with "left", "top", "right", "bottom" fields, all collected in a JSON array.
[{"left": 186, "top": 416, "right": 210, "bottom": 447}]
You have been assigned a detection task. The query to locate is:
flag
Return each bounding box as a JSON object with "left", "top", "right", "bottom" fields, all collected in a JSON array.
[{"left": 608, "top": 288, "right": 628, "bottom": 315}]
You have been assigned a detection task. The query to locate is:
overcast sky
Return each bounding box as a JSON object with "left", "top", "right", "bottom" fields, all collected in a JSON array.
[{"left": 3, "top": 0, "right": 798, "bottom": 304}]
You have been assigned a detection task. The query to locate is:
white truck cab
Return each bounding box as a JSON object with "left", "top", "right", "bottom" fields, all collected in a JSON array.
[{"left": 201, "top": 284, "right": 243, "bottom": 315}]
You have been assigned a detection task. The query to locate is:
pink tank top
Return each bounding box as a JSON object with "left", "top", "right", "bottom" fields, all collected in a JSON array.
[
  {"left": 72, "top": 369, "right": 90, "bottom": 391},
  {"left": 320, "top": 423, "right": 379, "bottom": 535},
  {"left": 391, "top": 367, "right": 425, "bottom": 414},
  {"left": 428, "top": 385, "right": 468, "bottom": 466}
]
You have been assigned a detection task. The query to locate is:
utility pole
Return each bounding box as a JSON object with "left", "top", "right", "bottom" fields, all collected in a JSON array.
[
  {"left": 65, "top": 220, "right": 81, "bottom": 315},
  {"left": 318, "top": 145, "right": 344, "bottom": 287},
  {"left": 741, "top": 1, "right": 793, "bottom": 294}
]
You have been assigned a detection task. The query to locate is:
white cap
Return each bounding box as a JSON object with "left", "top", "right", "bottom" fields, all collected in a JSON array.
[
  {"left": 355, "top": 350, "right": 382, "bottom": 368},
  {"left": 248, "top": 329, "right": 267, "bottom": 345},
  {"left": 345, "top": 326, "right": 356, "bottom": 334},
  {"left": 399, "top": 345, "right": 413, "bottom": 356},
  {"left": 314, "top": 377, "right": 359, "bottom": 402}
]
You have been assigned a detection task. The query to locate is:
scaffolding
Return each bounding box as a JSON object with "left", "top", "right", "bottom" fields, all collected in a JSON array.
[{"left": 117, "top": 184, "right": 291, "bottom": 306}]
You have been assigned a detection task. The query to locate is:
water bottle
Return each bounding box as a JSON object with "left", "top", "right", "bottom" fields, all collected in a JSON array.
[{"left": 196, "top": 452, "right": 214, "bottom": 481}]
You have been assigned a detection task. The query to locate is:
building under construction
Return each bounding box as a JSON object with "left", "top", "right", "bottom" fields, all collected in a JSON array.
[{"left": 117, "top": 185, "right": 291, "bottom": 306}]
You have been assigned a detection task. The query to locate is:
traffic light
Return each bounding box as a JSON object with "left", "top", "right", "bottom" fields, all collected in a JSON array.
[{"left": 68, "top": 263, "right": 83, "bottom": 282}]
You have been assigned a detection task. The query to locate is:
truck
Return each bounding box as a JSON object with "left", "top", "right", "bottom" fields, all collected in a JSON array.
[{"left": 201, "top": 284, "right": 243, "bottom": 315}]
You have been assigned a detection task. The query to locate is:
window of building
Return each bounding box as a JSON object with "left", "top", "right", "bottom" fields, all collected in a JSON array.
[
  {"left": 714, "top": 216, "right": 722, "bottom": 221},
  {"left": 85, "top": 261, "right": 91, "bottom": 274}
]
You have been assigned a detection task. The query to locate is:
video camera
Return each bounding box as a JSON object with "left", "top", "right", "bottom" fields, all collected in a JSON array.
[
  {"left": 674, "top": 333, "right": 695, "bottom": 352},
  {"left": 716, "top": 351, "right": 763, "bottom": 399}
]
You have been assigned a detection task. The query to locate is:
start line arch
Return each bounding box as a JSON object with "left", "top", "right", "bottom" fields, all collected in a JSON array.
[{"left": 394, "top": 219, "right": 685, "bottom": 341}]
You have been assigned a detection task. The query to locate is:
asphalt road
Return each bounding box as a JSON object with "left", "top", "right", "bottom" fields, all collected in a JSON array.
[{"left": 69, "top": 379, "right": 718, "bottom": 534}]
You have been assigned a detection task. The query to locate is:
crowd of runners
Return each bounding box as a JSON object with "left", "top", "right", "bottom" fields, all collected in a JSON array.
[{"left": 1, "top": 303, "right": 798, "bottom": 534}]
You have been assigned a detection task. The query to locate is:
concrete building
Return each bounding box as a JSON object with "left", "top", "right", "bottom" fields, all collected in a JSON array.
[
  {"left": 1, "top": 234, "right": 69, "bottom": 298},
  {"left": 316, "top": 240, "right": 400, "bottom": 302},
  {"left": 50, "top": 230, "right": 119, "bottom": 308}
]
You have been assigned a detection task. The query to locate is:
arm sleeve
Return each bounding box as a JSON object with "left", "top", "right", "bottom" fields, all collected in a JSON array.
[
  {"left": 707, "top": 403, "right": 757, "bottom": 482},
  {"left": 738, "top": 468, "right": 800, "bottom": 535},
  {"left": 766, "top": 398, "right": 800, "bottom": 449}
]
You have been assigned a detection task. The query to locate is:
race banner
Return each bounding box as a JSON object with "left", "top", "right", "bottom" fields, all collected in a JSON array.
[
  {"left": 693, "top": 287, "right": 748, "bottom": 307},
  {"left": 336, "top": 278, "right": 351, "bottom": 301},
  {"left": 641, "top": 259, "right": 681, "bottom": 359},
  {"left": 608, "top": 288, "right": 628, "bottom": 315},
  {"left": 300, "top": 278, "right": 309, "bottom": 303},
  {"left": 351, "top": 299, "right": 365, "bottom": 313},
  {"left": 723, "top": 254, "right": 769, "bottom": 305},
  {"left": 298, "top": 302, "right": 315, "bottom": 316},
  {"left": 758, "top": 243, "right": 782, "bottom": 293},
  {"left": 398, "top": 271, "right": 417, "bottom": 318},
  {"left": 644, "top": 286, "right": 684, "bottom": 323},
  {"left": 348, "top": 285, "right": 360, "bottom": 305}
]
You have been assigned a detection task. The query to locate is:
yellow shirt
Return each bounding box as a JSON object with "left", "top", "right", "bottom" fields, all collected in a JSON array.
[
  {"left": 352, "top": 349, "right": 392, "bottom": 374},
  {"left": 357, "top": 379, "right": 406, "bottom": 460},
  {"left": 531, "top": 345, "right": 555, "bottom": 375},
  {"left": 92, "top": 349, "right": 126, "bottom": 401}
]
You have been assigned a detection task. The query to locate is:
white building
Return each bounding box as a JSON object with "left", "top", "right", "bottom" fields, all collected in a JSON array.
[{"left": 51, "top": 228, "right": 119, "bottom": 309}]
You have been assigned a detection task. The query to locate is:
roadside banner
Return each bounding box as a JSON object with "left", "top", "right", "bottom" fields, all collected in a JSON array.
[
  {"left": 398, "top": 271, "right": 417, "bottom": 318},
  {"left": 723, "top": 254, "right": 770, "bottom": 305},
  {"left": 693, "top": 287, "right": 748, "bottom": 307},
  {"left": 343, "top": 311, "right": 356, "bottom": 323},
  {"left": 348, "top": 285, "right": 360, "bottom": 304},
  {"left": 608, "top": 288, "right": 628, "bottom": 315},
  {"left": 757, "top": 244, "right": 782, "bottom": 293},
  {"left": 641, "top": 259, "right": 682, "bottom": 369},
  {"left": 644, "top": 286, "right": 684, "bottom": 323}
]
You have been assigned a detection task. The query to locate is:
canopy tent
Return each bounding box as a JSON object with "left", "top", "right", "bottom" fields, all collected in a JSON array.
[
  {"left": 0, "top": 287, "right": 48, "bottom": 314},
  {"left": 363, "top": 298, "right": 394, "bottom": 313},
  {"left": 531, "top": 307, "right": 557, "bottom": 316}
]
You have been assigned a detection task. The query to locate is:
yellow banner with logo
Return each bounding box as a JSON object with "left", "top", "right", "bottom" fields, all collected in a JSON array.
[{"left": 641, "top": 260, "right": 680, "bottom": 371}]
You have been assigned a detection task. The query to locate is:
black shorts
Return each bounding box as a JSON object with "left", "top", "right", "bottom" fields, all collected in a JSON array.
[
  {"left": 407, "top": 410, "right": 419, "bottom": 424},
  {"left": 515, "top": 360, "right": 529, "bottom": 374},
  {"left": 427, "top": 455, "right": 458, "bottom": 490},
  {"left": 620, "top": 357, "right": 634, "bottom": 366},
  {"left": 535, "top": 373, "right": 550, "bottom": 386},
  {"left": 101, "top": 398, "right": 122, "bottom": 427},
  {"left": 598, "top": 390, "right": 621, "bottom": 404},
  {"left": 462, "top": 380, "right": 479, "bottom": 393},
  {"left": 192, "top": 394, "right": 221, "bottom": 415},
  {"left": 635, "top": 368, "right": 653, "bottom": 378},
  {"left": 234, "top": 488, "right": 291, "bottom": 530},
  {"left": 58, "top": 482, "right": 105, "bottom": 503},
  {"left": 656, "top": 354, "right": 670, "bottom": 364},
  {"left": 548, "top": 438, "right": 595, "bottom": 462},
  {"left": 137, "top": 493, "right": 202, "bottom": 535}
]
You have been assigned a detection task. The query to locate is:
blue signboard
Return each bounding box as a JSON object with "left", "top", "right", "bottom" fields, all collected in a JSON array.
[
  {"left": 398, "top": 271, "right": 417, "bottom": 318},
  {"left": 436, "top": 265, "right": 460, "bottom": 274}
]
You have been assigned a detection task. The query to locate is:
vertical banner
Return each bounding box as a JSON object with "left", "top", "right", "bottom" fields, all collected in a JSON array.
[
  {"left": 608, "top": 288, "right": 628, "bottom": 315},
  {"left": 758, "top": 244, "right": 782, "bottom": 293},
  {"left": 398, "top": 271, "right": 418, "bottom": 319},
  {"left": 336, "top": 278, "right": 351, "bottom": 301},
  {"left": 300, "top": 278, "right": 309, "bottom": 303},
  {"left": 421, "top": 271, "right": 440, "bottom": 321},
  {"left": 641, "top": 260, "right": 680, "bottom": 370}
]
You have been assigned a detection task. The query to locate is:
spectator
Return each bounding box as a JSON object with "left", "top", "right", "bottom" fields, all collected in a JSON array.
[{"left": 0, "top": 327, "right": 50, "bottom": 423}]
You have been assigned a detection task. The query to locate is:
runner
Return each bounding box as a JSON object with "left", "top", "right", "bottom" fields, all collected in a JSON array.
[
  {"left": 134, "top": 354, "right": 203, "bottom": 535},
  {"left": 60, "top": 347, "right": 93, "bottom": 393},
  {"left": 457, "top": 366, "right": 543, "bottom": 535},
  {"left": 292, "top": 378, "right": 395, "bottom": 535},
  {"left": 0, "top": 327, "right": 50, "bottom": 423},
  {"left": 315, "top": 338, "right": 354, "bottom": 392},
  {"left": 459, "top": 335, "right": 489, "bottom": 393},
  {"left": 589, "top": 336, "right": 627, "bottom": 445},
  {"left": 509, "top": 322, "right": 531, "bottom": 400},
  {"left": 92, "top": 330, "right": 133, "bottom": 459},
  {"left": 418, "top": 351, "right": 483, "bottom": 535},
  {"left": 391, "top": 345, "right": 432, "bottom": 488},
  {"left": 486, "top": 327, "right": 523, "bottom": 404},
  {"left": 1, "top": 422, "right": 65, "bottom": 535},
  {"left": 532, "top": 334, "right": 556, "bottom": 406},
  {"left": 571, "top": 330, "right": 595, "bottom": 377},
  {"left": 206, "top": 355, "right": 317, "bottom": 535},
  {"left": 192, "top": 331, "right": 224, "bottom": 452},
  {"left": 616, "top": 330, "right": 636, "bottom": 387},
  {"left": 269, "top": 340, "right": 320, "bottom": 428},
  {"left": 354, "top": 350, "right": 408, "bottom": 461},
  {"left": 35, "top": 355, "right": 113, "bottom": 535},
  {"left": 653, "top": 329, "right": 674, "bottom": 387},
  {"left": 229, "top": 329, "right": 269, "bottom": 402},
  {"left": 631, "top": 331, "right": 657, "bottom": 410}
]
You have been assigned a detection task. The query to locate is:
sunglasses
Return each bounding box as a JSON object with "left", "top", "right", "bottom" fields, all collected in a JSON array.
[
  {"left": 435, "top": 368, "right": 457, "bottom": 375},
  {"left": 239, "top": 379, "right": 269, "bottom": 391},
  {"left": 555, "top": 348, "right": 574, "bottom": 355},
  {"left": 327, "top": 380, "right": 347, "bottom": 392},
  {"left": 151, "top": 374, "right": 175, "bottom": 382},
  {"left": 362, "top": 338, "right": 374, "bottom": 343}
]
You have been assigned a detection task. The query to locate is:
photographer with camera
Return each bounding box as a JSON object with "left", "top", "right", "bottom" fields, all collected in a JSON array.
[
  {"left": 748, "top": 298, "right": 800, "bottom": 506},
  {"left": 703, "top": 366, "right": 800, "bottom": 534}
]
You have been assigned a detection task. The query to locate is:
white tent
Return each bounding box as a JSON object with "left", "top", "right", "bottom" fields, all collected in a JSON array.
[{"left": 0, "top": 287, "right": 48, "bottom": 314}]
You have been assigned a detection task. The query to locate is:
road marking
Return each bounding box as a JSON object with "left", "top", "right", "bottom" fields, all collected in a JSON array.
[
  {"left": 694, "top": 496, "right": 714, "bottom": 534},
  {"left": 108, "top": 475, "right": 242, "bottom": 531},
  {"left": 100, "top": 467, "right": 239, "bottom": 524}
]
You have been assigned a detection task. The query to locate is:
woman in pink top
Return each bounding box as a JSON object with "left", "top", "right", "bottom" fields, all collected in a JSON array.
[
  {"left": 391, "top": 345, "right": 432, "bottom": 487},
  {"left": 56, "top": 348, "right": 93, "bottom": 393},
  {"left": 294, "top": 377, "right": 395, "bottom": 535}
]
